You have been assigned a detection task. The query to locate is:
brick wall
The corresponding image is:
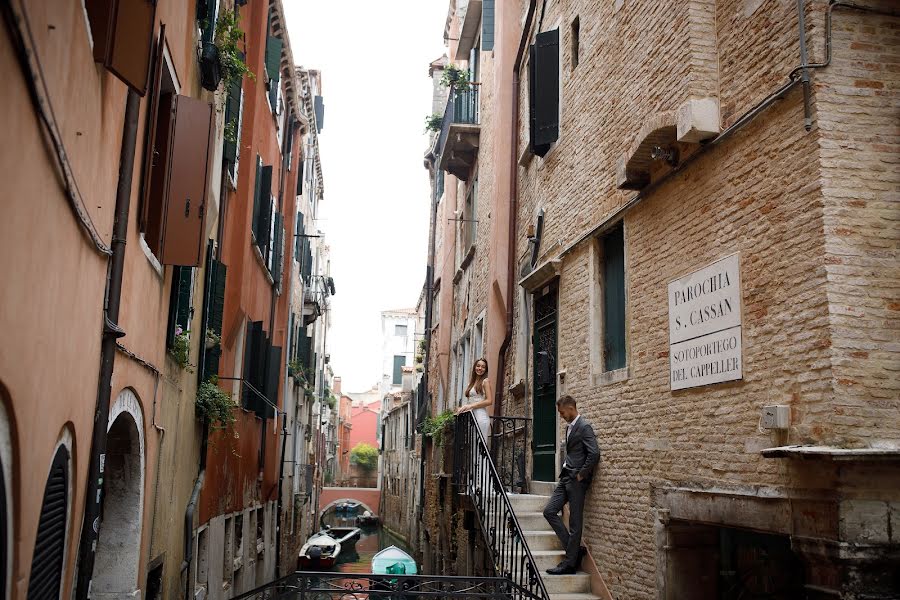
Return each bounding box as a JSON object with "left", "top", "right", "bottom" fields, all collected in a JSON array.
[{"left": 504, "top": 1, "right": 899, "bottom": 598}]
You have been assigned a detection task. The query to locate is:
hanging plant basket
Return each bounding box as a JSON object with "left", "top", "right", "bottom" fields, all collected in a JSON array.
[{"left": 200, "top": 42, "right": 222, "bottom": 91}]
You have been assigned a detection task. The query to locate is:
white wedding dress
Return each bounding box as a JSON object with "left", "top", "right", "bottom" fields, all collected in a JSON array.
[{"left": 464, "top": 389, "right": 491, "bottom": 442}]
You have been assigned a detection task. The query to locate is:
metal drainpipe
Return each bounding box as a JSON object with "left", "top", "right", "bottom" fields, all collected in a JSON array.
[
  {"left": 74, "top": 88, "right": 140, "bottom": 600},
  {"left": 418, "top": 154, "right": 439, "bottom": 520},
  {"left": 273, "top": 116, "right": 297, "bottom": 577},
  {"left": 493, "top": 0, "right": 537, "bottom": 420},
  {"left": 797, "top": 0, "right": 812, "bottom": 131}
]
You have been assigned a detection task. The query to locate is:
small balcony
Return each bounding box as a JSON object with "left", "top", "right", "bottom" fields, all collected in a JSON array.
[{"left": 437, "top": 85, "right": 480, "bottom": 181}]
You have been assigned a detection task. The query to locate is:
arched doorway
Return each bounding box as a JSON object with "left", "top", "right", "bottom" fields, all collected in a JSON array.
[{"left": 92, "top": 389, "right": 144, "bottom": 598}]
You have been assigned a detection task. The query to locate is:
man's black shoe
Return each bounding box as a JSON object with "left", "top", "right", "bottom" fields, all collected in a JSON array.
[{"left": 545, "top": 565, "right": 577, "bottom": 575}]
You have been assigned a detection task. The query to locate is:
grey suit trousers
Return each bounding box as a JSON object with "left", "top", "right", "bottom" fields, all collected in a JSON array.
[{"left": 542, "top": 472, "right": 587, "bottom": 569}]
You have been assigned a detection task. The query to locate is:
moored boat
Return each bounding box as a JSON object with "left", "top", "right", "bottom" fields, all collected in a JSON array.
[
  {"left": 318, "top": 525, "right": 362, "bottom": 551},
  {"left": 298, "top": 533, "right": 341, "bottom": 570},
  {"left": 355, "top": 510, "right": 379, "bottom": 527},
  {"left": 371, "top": 545, "right": 417, "bottom": 575}
]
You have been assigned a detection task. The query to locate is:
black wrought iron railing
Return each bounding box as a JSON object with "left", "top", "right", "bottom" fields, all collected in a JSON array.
[
  {"left": 233, "top": 572, "right": 540, "bottom": 599},
  {"left": 489, "top": 417, "right": 530, "bottom": 494},
  {"left": 454, "top": 413, "right": 550, "bottom": 600}
]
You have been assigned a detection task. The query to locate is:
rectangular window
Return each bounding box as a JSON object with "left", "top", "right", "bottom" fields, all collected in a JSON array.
[
  {"left": 474, "top": 319, "right": 484, "bottom": 361},
  {"left": 392, "top": 355, "right": 406, "bottom": 385},
  {"left": 166, "top": 266, "right": 194, "bottom": 349},
  {"left": 601, "top": 224, "right": 626, "bottom": 371},
  {"left": 395, "top": 324, "right": 408, "bottom": 337}
]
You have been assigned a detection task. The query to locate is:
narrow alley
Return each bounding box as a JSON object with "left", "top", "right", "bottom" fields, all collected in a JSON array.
[{"left": 1, "top": 0, "right": 898, "bottom": 600}]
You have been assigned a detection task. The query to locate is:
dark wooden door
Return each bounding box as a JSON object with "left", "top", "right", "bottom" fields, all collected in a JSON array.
[{"left": 532, "top": 282, "right": 558, "bottom": 482}]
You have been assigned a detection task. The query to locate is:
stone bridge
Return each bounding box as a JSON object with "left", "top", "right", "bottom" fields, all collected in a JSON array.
[{"left": 320, "top": 486, "right": 381, "bottom": 515}]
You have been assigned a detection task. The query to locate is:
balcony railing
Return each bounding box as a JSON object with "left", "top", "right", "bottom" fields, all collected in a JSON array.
[
  {"left": 234, "top": 572, "right": 541, "bottom": 600},
  {"left": 437, "top": 84, "right": 481, "bottom": 181}
]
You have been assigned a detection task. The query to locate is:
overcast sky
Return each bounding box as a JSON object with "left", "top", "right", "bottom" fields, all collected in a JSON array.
[{"left": 283, "top": 1, "right": 448, "bottom": 393}]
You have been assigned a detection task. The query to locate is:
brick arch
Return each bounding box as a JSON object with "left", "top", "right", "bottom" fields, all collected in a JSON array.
[{"left": 319, "top": 488, "right": 381, "bottom": 516}]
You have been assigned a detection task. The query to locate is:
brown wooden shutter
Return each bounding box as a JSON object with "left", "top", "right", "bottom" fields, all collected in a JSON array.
[
  {"left": 159, "top": 95, "right": 214, "bottom": 266},
  {"left": 140, "top": 25, "right": 167, "bottom": 232},
  {"left": 87, "top": 0, "right": 157, "bottom": 95}
]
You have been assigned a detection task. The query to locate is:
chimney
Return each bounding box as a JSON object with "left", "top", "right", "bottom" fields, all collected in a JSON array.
[
  {"left": 333, "top": 376, "right": 341, "bottom": 396},
  {"left": 401, "top": 366, "right": 415, "bottom": 394}
]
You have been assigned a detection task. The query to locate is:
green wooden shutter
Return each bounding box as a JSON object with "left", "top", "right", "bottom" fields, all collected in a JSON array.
[
  {"left": 265, "top": 36, "right": 283, "bottom": 86},
  {"left": 223, "top": 74, "right": 243, "bottom": 165},
  {"left": 533, "top": 28, "right": 559, "bottom": 155},
  {"left": 273, "top": 213, "right": 284, "bottom": 288},
  {"left": 294, "top": 212, "right": 303, "bottom": 260},
  {"left": 297, "top": 157, "right": 304, "bottom": 195},
  {"left": 176, "top": 267, "right": 193, "bottom": 331},
  {"left": 255, "top": 168, "right": 273, "bottom": 251},
  {"left": 602, "top": 225, "right": 626, "bottom": 371},
  {"left": 243, "top": 321, "right": 264, "bottom": 410},
  {"left": 26, "top": 446, "right": 68, "bottom": 600},
  {"left": 263, "top": 345, "right": 282, "bottom": 419},
  {"left": 252, "top": 158, "right": 263, "bottom": 234},
  {"left": 202, "top": 258, "right": 227, "bottom": 381},
  {"left": 482, "top": 0, "right": 495, "bottom": 51}
]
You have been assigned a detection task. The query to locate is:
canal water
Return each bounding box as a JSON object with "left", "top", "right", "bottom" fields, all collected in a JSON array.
[{"left": 320, "top": 511, "right": 414, "bottom": 574}]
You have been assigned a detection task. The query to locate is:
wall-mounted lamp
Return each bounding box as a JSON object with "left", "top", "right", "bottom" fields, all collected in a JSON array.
[{"left": 651, "top": 145, "right": 679, "bottom": 167}]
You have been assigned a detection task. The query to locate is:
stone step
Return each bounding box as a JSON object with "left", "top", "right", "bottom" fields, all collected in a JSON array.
[
  {"left": 548, "top": 594, "right": 604, "bottom": 600},
  {"left": 541, "top": 572, "right": 593, "bottom": 595},
  {"left": 512, "top": 549, "right": 567, "bottom": 571},
  {"left": 508, "top": 511, "right": 552, "bottom": 531},
  {"left": 507, "top": 493, "right": 552, "bottom": 513},
  {"left": 523, "top": 530, "right": 564, "bottom": 551},
  {"left": 530, "top": 480, "right": 557, "bottom": 496}
]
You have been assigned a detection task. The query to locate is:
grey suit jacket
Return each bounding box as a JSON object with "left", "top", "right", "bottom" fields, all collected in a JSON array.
[{"left": 562, "top": 417, "right": 601, "bottom": 481}]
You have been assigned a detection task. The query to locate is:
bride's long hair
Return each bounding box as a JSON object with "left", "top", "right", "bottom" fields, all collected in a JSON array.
[{"left": 466, "top": 358, "right": 489, "bottom": 397}]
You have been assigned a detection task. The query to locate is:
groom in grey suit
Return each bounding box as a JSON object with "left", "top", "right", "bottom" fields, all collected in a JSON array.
[{"left": 543, "top": 395, "right": 600, "bottom": 575}]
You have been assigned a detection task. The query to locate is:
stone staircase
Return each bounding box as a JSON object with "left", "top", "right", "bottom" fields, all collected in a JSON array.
[{"left": 506, "top": 485, "right": 611, "bottom": 600}]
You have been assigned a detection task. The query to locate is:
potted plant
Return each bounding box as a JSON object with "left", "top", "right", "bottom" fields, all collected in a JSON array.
[
  {"left": 440, "top": 64, "right": 471, "bottom": 91},
  {"left": 170, "top": 326, "right": 194, "bottom": 372},
  {"left": 424, "top": 114, "right": 442, "bottom": 133},
  {"left": 196, "top": 376, "right": 236, "bottom": 430},
  {"left": 201, "top": 9, "right": 254, "bottom": 92},
  {"left": 205, "top": 329, "right": 220, "bottom": 350}
]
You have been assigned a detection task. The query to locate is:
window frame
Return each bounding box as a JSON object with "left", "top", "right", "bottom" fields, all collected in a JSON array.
[{"left": 590, "top": 222, "right": 630, "bottom": 385}]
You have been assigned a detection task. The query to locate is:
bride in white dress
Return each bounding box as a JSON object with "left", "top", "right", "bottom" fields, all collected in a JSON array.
[{"left": 455, "top": 358, "right": 492, "bottom": 442}]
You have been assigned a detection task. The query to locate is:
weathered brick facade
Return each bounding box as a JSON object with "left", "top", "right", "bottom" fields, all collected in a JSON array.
[{"left": 501, "top": 0, "right": 899, "bottom": 598}]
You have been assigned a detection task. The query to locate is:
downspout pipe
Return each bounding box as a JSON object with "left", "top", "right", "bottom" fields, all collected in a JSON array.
[
  {"left": 74, "top": 88, "right": 140, "bottom": 600},
  {"left": 494, "top": 0, "right": 538, "bottom": 418},
  {"left": 419, "top": 152, "right": 439, "bottom": 521},
  {"left": 274, "top": 116, "right": 297, "bottom": 577}
]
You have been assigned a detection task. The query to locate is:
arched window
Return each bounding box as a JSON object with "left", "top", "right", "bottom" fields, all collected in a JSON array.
[{"left": 26, "top": 445, "right": 69, "bottom": 600}]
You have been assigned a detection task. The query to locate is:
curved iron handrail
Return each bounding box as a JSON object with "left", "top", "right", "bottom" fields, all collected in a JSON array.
[{"left": 455, "top": 412, "right": 551, "bottom": 600}]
